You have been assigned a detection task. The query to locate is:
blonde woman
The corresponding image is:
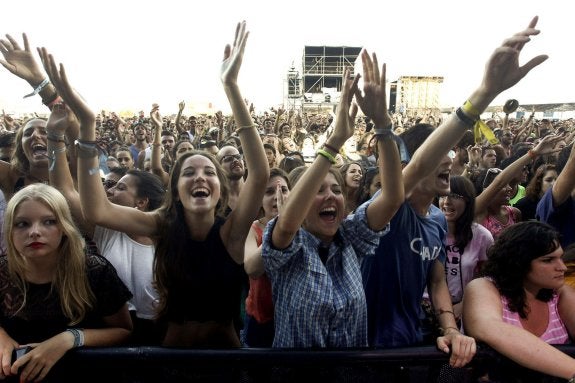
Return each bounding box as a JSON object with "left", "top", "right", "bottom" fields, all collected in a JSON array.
[{"left": 0, "top": 184, "right": 132, "bottom": 382}]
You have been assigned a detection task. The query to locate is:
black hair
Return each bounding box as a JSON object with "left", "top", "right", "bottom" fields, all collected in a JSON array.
[
  {"left": 482, "top": 221, "right": 560, "bottom": 318},
  {"left": 448, "top": 176, "right": 476, "bottom": 251},
  {"left": 126, "top": 169, "right": 166, "bottom": 211},
  {"left": 398, "top": 123, "right": 435, "bottom": 158}
]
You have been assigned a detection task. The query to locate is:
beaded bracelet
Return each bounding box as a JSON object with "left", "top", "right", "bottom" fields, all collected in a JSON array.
[{"left": 66, "top": 328, "right": 85, "bottom": 348}]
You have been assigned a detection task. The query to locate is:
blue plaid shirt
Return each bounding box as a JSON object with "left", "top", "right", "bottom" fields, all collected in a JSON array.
[{"left": 262, "top": 201, "right": 388, "bottom": 347}]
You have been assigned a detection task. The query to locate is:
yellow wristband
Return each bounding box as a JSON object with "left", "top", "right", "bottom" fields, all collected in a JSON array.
[
  {"left": 317, "top": 149, "right": 336, "bottom": 164},
  {"left": 462, "top": 100, "right": 480, "bottom": 118}
]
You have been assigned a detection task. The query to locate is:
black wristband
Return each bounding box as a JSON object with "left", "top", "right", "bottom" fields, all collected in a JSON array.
[{"left": 455, "top": 107, "right": 477, "bottom": 127}]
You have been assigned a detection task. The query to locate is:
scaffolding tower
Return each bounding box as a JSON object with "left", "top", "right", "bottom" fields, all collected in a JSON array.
[
  {"left": 392, "top": 76, "right": 444, "bottom": 116},
  {"left": 284, "top": 46, "right": 362, "bottom": 113}
]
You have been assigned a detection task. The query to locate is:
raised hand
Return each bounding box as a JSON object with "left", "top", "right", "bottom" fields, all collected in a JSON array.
[
  {"left": 46, "top": 103, "right": 72, "bottom": 137},
  {"left": 178, "top": 100, "right": 185, "bottom": 112},
  {"left": 481, "top": 16, "right": 548, "bottom": 97},
  {"left": 221, "top": 21, "right": 249, "bottom": 87},
  {"left": 354, "top": 50, "right": 392, "bottom": 129},
  {"left": 0, "top": 33, "right": 44, "bottom": 85},
  {"left": 38, "top": 47, "right": 95, "bottom": 126},
  {"left": 531, "top": 133, "right": 565, "bottom": 156},
  {"left": 150, "top": 104, "right": 162, "bottom": 127},
  {"left": 330, "top": 68, "right": 359, "bottom": 147}
]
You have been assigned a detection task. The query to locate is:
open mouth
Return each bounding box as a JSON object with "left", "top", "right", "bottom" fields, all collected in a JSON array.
[
  {"left": 31, "top": 143, "right": 47, "bottom": 158},
  {"left": 319, "top": 206, "right": 337, "bottom": 222},
  {"left": 437, "top": 170, "right": 450, "bottom": 185},
  {"left": 191, "top": 187, "right": 210, "bottom": 198}
]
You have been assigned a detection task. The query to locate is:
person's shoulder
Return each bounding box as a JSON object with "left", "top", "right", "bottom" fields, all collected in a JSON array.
[
  {"left": 471, "top": 222, "right": 494, "bottom": 239},
  {"left": 86, "top": 253, "right": 114, "bottom": 270}
]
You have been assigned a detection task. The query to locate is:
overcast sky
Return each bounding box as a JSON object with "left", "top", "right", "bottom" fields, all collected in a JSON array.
[{"left": 1, "top": 0, "right": 573, "bottom": 116}]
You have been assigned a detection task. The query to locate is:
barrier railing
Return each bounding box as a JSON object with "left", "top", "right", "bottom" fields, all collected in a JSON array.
[{"left": 36, "top": 344, "right": 575, "bottom": 382}]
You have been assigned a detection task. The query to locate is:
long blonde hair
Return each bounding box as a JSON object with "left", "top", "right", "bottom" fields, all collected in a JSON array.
[{"left": 5, "top": 184, "right": 95, "bottom": 325}]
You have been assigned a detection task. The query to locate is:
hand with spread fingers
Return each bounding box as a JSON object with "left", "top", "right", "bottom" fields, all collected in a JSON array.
[
  {"left": 480, "top": 16, "right": 548, "bottom": 98},
  {"left": 354, "top": 50, "right": 392, "bottom": 130},
  {"left": 0, "top": 33, "right": 44, "bottom": 85},
  {"left": 221, "top": 21, "right": 249, "bottom": 87}
]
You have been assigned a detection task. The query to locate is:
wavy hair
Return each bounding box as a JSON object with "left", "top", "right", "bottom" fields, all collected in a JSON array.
[
  {"left": 5, "top": 184, "right": 94, "bottom": 325},
  {"left": 12, "top": 118, "right": 47, "bottom": 174},
  {"left": 524, "top": 164, "right": 556, "bottom": 201},
  {"left": 482, "top": 221, "right": 560, "bottom": 318}
]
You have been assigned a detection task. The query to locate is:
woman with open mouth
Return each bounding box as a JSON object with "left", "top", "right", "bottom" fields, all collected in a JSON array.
[
  {"left": 473, "top": 134, "right": 563, "bottom": 239},
  {"left": 261, "top": 52, "right": 404, "bottom": 347},
  {"left": 47, "top": 21, "right": 269, "bottom": 349}
]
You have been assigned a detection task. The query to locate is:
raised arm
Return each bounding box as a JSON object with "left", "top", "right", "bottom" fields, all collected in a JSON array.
[
  {"left": 550, "top": 141, "right": 575, "bottom": 207},
  {"left": 175, "top": 100, "right": 185, "bottom": 134},
  {"left": 475, "top": 134, "right": 563, "bottom": 216},
  {"left": 44, "top": 102, "right": 95, "bottom": 236},
  {"left": 0, "top": 33, "right": 60, "bottom": 109},
  {"left": 149, "top": 105, "right": 170, "bottom": 187},
  {"left": 218, "top": 21, "right": 269, "bottom": 263},
  {"left": 272, "top": 68, "right": 358, "bottom": 249},
  {"left": 464, "top": 278, "right": 575, "bottom": 379},
  {"left": 38, "top": 48, "right": 159, "bottom": 237},
  {"left": 402, "top": 16, "right": 548, "bottom": 195},
  {"left": 354, "top": 51, "right": 403, "bottom": 229}
]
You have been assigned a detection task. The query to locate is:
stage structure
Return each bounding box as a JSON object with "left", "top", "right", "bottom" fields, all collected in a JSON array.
[
  {"left": 389, "top": 76, "right": 444, "bottom": 116},
  {"left": 284, "top": 46, "right": 362, "bottom": 113}
]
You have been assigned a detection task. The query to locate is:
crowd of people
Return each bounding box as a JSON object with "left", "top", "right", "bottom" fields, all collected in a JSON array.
[{"left": 0, "top": 16, "right": 574, "bottom": 383}]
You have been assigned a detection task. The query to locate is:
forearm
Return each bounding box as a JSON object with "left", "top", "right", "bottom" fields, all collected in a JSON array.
[
  {"left": 224, "top": 83, "right": 268, "bottom": 180},
  {"left": 273, "top": 154, "right": 331, "bottom": 247},
  {"left": 469, "top": 319, "right": 575, "bottom": 379},
  {"left": 552, "top": 146, "right": 575, "bottom": 205},
  {"left": 366, "top": 135, "right": 403, "bottom": 230}
]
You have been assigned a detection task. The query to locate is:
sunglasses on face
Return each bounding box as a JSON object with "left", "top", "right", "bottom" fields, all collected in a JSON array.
[{"left": 221, "top": 154, "right": 243, "bottom": 163}]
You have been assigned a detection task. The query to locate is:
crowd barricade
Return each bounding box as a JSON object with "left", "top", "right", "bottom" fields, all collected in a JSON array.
[{"left": 41, "top": 344, "right": 575, "bottom": 382}]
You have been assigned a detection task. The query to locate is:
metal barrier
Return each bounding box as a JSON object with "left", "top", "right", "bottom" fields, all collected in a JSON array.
[{"left": 37, "top": 344, "right": 575, "bottom": 382}]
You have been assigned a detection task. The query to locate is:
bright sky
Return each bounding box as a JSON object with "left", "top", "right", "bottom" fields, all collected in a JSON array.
[{"left": 1, "top": 0, "right": 573, "bottom": 117}]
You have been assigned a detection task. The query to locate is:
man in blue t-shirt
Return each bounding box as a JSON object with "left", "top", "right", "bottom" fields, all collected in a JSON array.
[{"left": 362, "top": 16, "right": 549, "bottom": 368}]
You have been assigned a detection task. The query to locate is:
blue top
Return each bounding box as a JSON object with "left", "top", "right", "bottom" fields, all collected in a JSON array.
[
  {"left": 536, "top": 188, "right": 575, "bottom": 248},
  {"left": 362, "top": 200, "right": 447, "bottom": 348},
  {"left": 262, "top": 200, "right": 388, "bottom": 348}
]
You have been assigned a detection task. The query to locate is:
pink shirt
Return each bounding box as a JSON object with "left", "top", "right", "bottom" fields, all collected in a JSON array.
[
  {"left": 482, "top": 205, "right": 518, "bottom": 239},
  {"left": 501, "top": 293, "right": 569, "bottom": 344}
]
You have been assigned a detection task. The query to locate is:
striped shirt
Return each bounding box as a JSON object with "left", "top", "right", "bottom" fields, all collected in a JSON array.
[
  {"left": 501, "top": 293, "right": 569, "bottom": 344},
  {"left": 262, "top": 200, "right": 388, "bottom": 348}
]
